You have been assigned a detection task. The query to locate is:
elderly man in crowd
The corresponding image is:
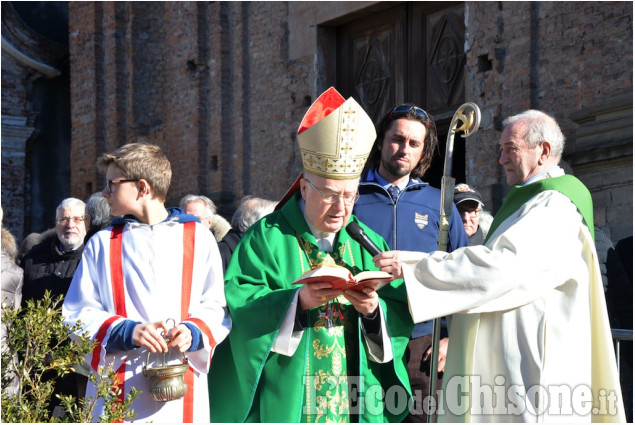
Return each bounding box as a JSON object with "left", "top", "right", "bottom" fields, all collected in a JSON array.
[
  {"left": 217, "top": 195, "right": 277, "bottom": 271},
  {"left": 453, "top": 183, "right": 486, "bottom": 246},
  {"left": 375, "top": 109, "right": 625, "bottom": 422},
  {"left": 84, "top": 191, "right": 113, "bottom": 243},
  {"left": 19, "top": 197, "right": 89, "bottom": 410},
  {"left": 180, "top": 194, "right": 232, "bottom": 242}
]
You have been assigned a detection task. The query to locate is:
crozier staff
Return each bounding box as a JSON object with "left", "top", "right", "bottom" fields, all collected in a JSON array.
[
  {"left": 353, "top": 103, "right": 469, "bottom": 422},
  {"left": 375, "top": 110, "right": 625, "bottom": 422}
]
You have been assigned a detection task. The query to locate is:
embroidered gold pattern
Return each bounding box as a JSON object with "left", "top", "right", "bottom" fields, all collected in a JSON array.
[{"left": 297, "top": 233, "right": 356, "bottom": 423}]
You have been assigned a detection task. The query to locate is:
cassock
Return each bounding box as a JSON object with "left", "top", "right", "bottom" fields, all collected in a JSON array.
[
  {"left": 63, "top": 213, "right": 231, "bottom": 423},
  {"left": 209, "top": 193, "right": 414, "bottom": 423},
  {"left": 401, "top": 170, "right": 625, "bottom": 422}
]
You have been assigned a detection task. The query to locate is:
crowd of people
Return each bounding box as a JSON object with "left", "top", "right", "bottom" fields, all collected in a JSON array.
[{"left": 0, "top": 86, "right": 631, "bottom": 423}]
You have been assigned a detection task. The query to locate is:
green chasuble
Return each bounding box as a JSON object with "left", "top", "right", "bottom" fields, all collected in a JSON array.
[
  {"left": 485, "top": 174, "right": 595, "bottom": 244},
  {"left": 209, "top": 193, "right": 413, "bottom": 423}
]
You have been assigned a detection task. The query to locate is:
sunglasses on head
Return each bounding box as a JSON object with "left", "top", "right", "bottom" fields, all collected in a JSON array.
[{"left": 387, "top": 105, "right": 432, "bottom": 124}]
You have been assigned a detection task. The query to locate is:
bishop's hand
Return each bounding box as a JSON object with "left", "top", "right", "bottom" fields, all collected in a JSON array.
[
  {"left": 298, "top": 281, "right": 341, "bottom": 310},
  {"left": 343, "top": 287, "right": 378, "bottom": 317}
]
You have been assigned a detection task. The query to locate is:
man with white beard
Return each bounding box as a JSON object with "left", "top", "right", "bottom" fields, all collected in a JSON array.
[
  {"left": 20, "top": 197, "right": 88, "bottom": 305},
  {"left": 19, "top": 197, "right": 89, "bottom": 410}
]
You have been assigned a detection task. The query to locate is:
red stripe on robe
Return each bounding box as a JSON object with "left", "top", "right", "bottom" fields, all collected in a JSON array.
[{"left": 181, "top": 221, "right": 195, "bottom": 423}]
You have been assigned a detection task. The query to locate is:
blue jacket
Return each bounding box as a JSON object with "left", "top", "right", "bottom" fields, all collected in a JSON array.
[
  {"left": 354, "top": 169, "right": 468, "bottom": 252},
  {"left": 354, "top": 168, "right": 469, "bottom": 337}
]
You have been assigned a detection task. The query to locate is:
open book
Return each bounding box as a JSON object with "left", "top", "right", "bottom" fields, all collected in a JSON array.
[{"left": 292, "top": 263, "right": 392, "bottom": 292}]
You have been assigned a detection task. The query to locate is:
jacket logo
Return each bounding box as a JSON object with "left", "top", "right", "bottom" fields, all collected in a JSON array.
[{"left": 414, "top": 212, "right": 428, "bottom": 229}]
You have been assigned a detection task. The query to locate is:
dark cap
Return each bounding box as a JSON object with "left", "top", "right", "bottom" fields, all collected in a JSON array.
[{"left": 454, "top": 183, "right": 484, "bottom": 206}]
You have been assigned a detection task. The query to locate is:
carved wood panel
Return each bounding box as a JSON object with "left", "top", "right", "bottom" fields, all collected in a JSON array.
[
  {"left": 420, "top": 2, "right": 466, "bottom": 115},
  {"left": 336, "top": 6, "right": 405, "bottom": 123},
  {"left": 336, "top": 2, "right": 466, "bottom": 186}
]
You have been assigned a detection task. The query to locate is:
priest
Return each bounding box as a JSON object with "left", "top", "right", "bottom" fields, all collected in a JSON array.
[
  {"left": 375, "top": 109, "right": 625, "bottom": 422},
  {"left": 209, "top": 87, "right": 413, "bottom": 422}
]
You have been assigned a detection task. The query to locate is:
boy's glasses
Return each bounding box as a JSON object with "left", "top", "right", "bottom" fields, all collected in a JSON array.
[
  {"left": 388, "top": 105, "right": 432, "bottom": 124},
  {"left": 106, "top": 178, "right": 140, "bottom": 192},
  {"left": 304, "top": 178, "right": 359, "bottom": 205}
]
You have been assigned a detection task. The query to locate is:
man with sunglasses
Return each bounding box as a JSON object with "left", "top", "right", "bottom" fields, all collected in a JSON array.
[
  {"left": 210, "top": 88, "right": 414, "bottom": 422},
  {"left": 354, "top": 104, "right": 468, "bottom": 422}
]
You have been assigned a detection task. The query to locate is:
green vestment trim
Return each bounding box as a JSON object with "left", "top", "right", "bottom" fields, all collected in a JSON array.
[
  {"left": 209, "top": 193, "right": 414, "bottom": 423},
  {"left": 298, "top": 236, "right": 354, "bottom": 422},
  {"left": 485, "top": 174, "right": 595, "bottom": 245}
]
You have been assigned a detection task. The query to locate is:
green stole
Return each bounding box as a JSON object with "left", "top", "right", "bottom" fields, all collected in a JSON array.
[
  {"left": 296, "top": 235, "right": 357, "bottom": 423},
  {"left": 485, "top": 174, "right": 595, "bottom": 244}
]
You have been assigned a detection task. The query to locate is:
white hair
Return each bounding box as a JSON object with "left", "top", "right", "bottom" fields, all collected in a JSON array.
[
  {"left": 179, "top": 194, "right": 216, "bottom": 218},
  {"left": 86, "top": 192, "right": 112, "bottom": 227},
  {"left": 502, "top": 110, "right": 565, "bottom": 159},
  {"left": 231, "top": 195, "right": 277, "bottom": 233},
  {"left": 55, "top": 197, "right": 86, "bottom": 218}
]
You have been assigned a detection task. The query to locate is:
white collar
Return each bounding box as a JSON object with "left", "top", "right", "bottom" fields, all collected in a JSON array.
[{"left": 522, "top": 166, "right": 563, "bottom": 185}]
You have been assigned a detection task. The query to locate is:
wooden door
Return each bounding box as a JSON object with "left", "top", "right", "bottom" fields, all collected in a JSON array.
[
  {"left": 336, "top": 5, "right": 406, "bottom": 123},
  {"left": 337, "top": 2, "right": 466, "bottom": 187}
]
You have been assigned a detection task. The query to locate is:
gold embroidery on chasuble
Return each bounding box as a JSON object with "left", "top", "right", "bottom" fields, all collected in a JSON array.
[{"left": 297, "top": 235, "right": 358, "bottom": 423}]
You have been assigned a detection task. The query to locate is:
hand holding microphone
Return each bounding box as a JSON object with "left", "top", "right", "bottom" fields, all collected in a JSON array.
[{"left": 346, "top": 222, "right": 403, "bottom": 279}]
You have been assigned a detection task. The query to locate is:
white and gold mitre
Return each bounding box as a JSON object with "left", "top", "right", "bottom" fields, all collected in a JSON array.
[{"left": 297, "top": 87, "right": 376, "bottom": 180}]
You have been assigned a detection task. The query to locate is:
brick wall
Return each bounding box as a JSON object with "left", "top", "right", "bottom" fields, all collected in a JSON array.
[
  {"left": 66, "top": 1, "right": 632, "bottom": 241},
  {"left": 1, "top": 52, "right": 32, "bottom": 240},
  {"left": 68, "top": 1, "right": 313, "bottom": 217},
  {"left": 464, "top": 1, "right": 633, "bottom": 241}
]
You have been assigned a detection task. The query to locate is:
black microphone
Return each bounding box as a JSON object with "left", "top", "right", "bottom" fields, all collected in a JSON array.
[{"left": 346, "top": 222, "right": 383, "bottom": 257}]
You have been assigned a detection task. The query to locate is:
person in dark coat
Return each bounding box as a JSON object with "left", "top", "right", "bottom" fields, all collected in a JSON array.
[
  {"left": 605, "top": 235, "right": 633, "bottom": 422},
  {"left": 217, "top": 195, "right": 276, "bottom": 272},
  {"left": 20, "top": 198, "right": 87, "bottom": 305},
  {"left": 353, "top": 104, "right": 468, "bottom": 422},
  {"left": 84, "top": 191, "right": 113, "bottom": 243},
  {"left": 18, "top": 197, "right": 88, "bottom": 411}
]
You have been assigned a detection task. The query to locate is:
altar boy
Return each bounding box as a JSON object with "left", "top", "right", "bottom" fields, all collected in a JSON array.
[{"left": 63, "top": 143, "right": 231, "bottom": 423}]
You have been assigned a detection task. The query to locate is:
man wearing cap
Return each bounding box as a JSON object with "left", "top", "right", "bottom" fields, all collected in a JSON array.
[
  {"left": 374, "top": 110, "right": 625, "bottom": 422},
  {"left": 453, "top": 183, "right": 485, "bottom": 246},
  {"left": 209, "top": 88, "right": 413, "bottom": 422},
  {"left": 354, "top": 104, "right": 468, "bottom": 422}
]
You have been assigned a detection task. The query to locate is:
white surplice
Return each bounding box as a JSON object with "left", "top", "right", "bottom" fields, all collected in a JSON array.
[
  {"left": 401, "top": 178, "right": 624, "bottom": 422},
  {"left": 63, "top": 219, "right": 231, "bottom": 423}
]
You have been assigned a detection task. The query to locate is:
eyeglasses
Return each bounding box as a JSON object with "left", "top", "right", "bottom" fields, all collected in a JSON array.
[
  {"left": 106, "top": 178, "right": 140, "bottom": 193},
  {"left": 304, "top": 178, "right": 360, "bottom": 205},
  {"left": 457, "top": 207, "right": 481, "bottom": 218},
  {"left": 56, "top": 216, "right": 87, "bottom": 225},
  {"left": 388, "top": 105, "right": 432, "bottom": 124}
]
